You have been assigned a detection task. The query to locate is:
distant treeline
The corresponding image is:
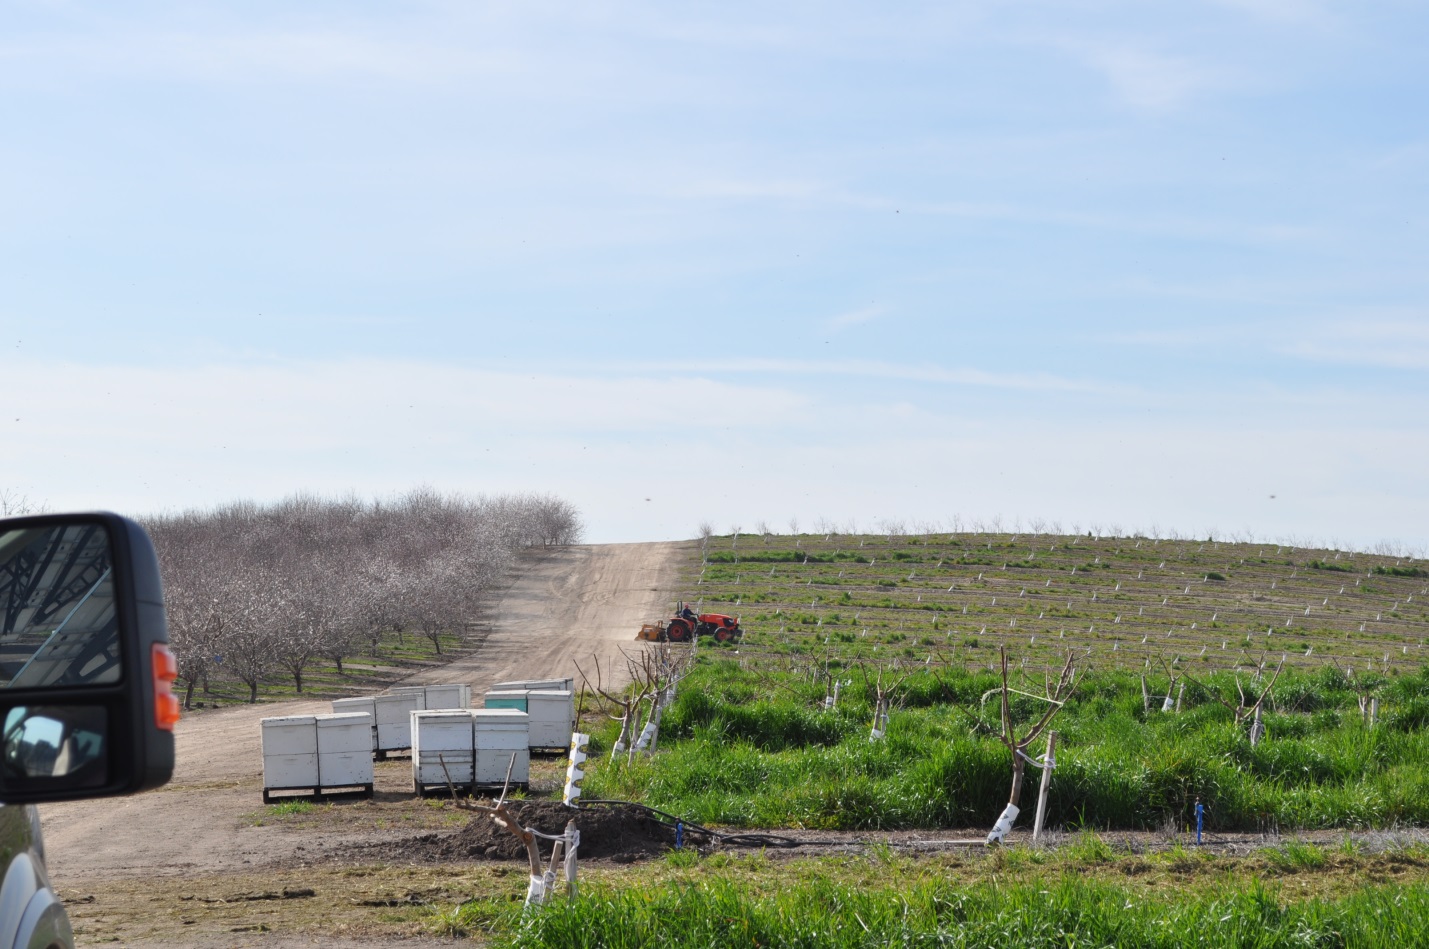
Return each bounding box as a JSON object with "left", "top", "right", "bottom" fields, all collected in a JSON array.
[{"left": 144, "top": 490, "right": 582, "bottom": 705}]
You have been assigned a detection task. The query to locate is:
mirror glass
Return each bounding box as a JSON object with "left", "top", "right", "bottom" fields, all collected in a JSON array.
[
  {"left": 2, "top": 705, "right": 108, "bottom": 786},
  {"left": 0, "top": 523, "right": 121, "bottom": 688}
]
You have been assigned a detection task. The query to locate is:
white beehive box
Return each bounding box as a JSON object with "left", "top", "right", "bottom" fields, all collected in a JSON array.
[
  {"left": 423, "top": 683, "right": 470, "bottom": 709},
  {"left": 262, "top": 715, "right": 318, "bottom": 789},
  {"left": 526, "top": 690, "right": 575, "bottom": 749},
  {"left": 411, "top": 710, "right": 475, "bottom": 788},
  {"left": 388, "top": 686, "right": 428, "bottom": 709},
  {"left": 331, "top": 697, "right": 378, "bottom": 750},
  {"left": 493, "top": 677, "right": 574, "bottom": 692},
  {"left": 316, "top": 713, "right": 375, "bottom": 787},
  {"left": 375, "top": 692, "right": 422, "bottom": 752},
  {"left": 472, "top": 709, "right": 530, "bottom": 785}
]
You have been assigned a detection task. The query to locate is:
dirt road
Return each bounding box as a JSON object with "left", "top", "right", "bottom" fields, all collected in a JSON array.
[
  {"left": 39, "top": 541, "right": 687, "bottom": 887},
  {"left": 415, "top": 541, "right": 686, "bottom": 694}
]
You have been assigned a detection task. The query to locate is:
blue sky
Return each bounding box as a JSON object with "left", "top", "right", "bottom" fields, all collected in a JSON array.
[{"left": 2, "top": 1, "right": 1426, "bottom": 548}]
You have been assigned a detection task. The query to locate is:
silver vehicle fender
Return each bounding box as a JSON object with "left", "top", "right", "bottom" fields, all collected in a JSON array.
[
  {"left": 0, "top": 852, "right": 73, "bottom": 949},
  {"left": 17, "top": 888, "right": 72, "bottom": 949}
]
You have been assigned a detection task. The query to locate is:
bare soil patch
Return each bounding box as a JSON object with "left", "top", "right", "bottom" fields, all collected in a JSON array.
[{"left": 344, "top": 801, "right": 675, "bottom": 865}]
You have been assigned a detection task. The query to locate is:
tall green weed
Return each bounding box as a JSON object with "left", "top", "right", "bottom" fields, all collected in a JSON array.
[
  {"left": 505, "top": 876, "right": 1429, "bottom": 948},
  {"left": 586, "top": 660, "right": 1429, "bottom": 831}
]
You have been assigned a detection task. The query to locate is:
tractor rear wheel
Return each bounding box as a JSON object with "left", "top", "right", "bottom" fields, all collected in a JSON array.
[{"left": 666, "top": 620, "right": 691, "bottom": 642}]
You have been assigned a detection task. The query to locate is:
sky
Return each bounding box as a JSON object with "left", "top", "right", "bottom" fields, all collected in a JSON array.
[{"left": 1, "top": 1, "right": 1426, "bottom": 549}]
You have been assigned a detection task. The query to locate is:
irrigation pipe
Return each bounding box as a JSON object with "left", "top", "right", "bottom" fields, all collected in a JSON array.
[{"left": 576, "top": 798, "right": 801, "bottom": 849}]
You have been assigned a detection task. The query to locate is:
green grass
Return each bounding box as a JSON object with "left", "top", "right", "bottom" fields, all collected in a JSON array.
[
  {"left": 1062, "top": 829, "right": 1117, "bottom": 863},
  {"left": 583, "top": 658, "right": 1429, "bottom": 832},
  {"left": 1262, "top": 839, "right": 1328, "bottom": 872},
  {"left": 421, "top": 830, "right": 1429, "bottom": 947},
  {"left": 687, "top": 531, "right": 1429, "bottom": 675},
  {"left": 266, "top": 799, "right": 315, "bottom": 816},
  {"left": 496, "top": 875, "right": 1429, "bottom": 948}
]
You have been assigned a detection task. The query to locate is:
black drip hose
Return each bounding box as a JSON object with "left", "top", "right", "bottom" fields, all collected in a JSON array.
[{"left": 577, "top": 798, "right": 800, "bottom": 848}]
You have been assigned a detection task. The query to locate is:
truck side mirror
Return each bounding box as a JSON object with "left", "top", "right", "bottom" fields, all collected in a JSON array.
[{"left": 0, "top": 513, "right": 176, "bottom": 803}]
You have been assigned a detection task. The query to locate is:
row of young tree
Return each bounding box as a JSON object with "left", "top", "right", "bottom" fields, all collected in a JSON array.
[
  {"left": 697, "top": 517, "right": 1424, "bottom": 559},
  {"left": 145, "top": 490, "right": 582, "bottom": 706}
]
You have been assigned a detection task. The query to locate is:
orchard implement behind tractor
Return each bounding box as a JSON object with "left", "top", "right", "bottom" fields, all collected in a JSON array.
[{"left": 636, "top": 602, "right": 743, "bottom": 643}]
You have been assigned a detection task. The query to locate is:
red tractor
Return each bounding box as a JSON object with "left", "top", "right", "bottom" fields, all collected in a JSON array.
[{"left": 636, "top": 602, "right": 743, "bottom": 643}]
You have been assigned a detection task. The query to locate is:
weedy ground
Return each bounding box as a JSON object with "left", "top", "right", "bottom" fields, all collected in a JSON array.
[
  {"left": 687, "top": 530, "right": 1429, "bottom": 674},
  {"left": 582, "top": 655, "right": 1429, "bottom": 832},
  {"left": 66, "top": 841, "right": 1429, "bottom": 945}
]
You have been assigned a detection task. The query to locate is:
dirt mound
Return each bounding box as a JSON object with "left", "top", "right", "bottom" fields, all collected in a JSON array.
[
  {"left": 438, "top": 801, "right": 674, "bottom": 861},
  {"left": 343, "top": 802, "right": 676, "bottom": 865}
]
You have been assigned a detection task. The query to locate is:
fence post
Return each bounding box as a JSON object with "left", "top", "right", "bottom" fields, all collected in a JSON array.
[{"left": 1032, "top": 731, "right": 1058, "bottom": 843}]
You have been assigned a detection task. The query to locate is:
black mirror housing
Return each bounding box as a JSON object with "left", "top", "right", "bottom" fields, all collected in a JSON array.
[{"left": 0, "top": 512, "right": 176, "bottom": 803}]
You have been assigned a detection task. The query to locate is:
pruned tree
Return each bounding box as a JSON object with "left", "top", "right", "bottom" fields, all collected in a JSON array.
[
  {"left": 1147, "top": 657, "right": 1185, "bottom": 713},
  {"left": 858, "top": 663, "right": 911, "bottom": 740},
  {"left": 577, "top": 642, "right": 694, "bottom": 763},
  {"left": 1179, "top": 656, "right": 1285, "bottom": 739},
  {"left": 577, "top": 654, "right": 654, "bottom": 763},
  {"left": 627, "top": 642, "right": 695, "bottom": 755},
  {"left": 985, "top": 648, "right": 1081, "bottom": 844}
]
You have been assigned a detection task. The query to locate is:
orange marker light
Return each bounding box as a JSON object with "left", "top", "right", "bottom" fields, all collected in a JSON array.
[{"left": 152, "top": 642, "right": 181, "bottom": 731}]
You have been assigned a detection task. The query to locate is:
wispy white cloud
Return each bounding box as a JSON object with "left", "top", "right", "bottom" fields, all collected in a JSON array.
[
  {"left": 1373, "top": 141, "right": 1429, "bottom": 170},
  {"left": 4, "top": 354, "right": 1424, "bottom": 548},
  {"left": 0, "top": 358, "right": 811, "bottom": 447},
  {"left": 670, "top": 175, "right": 1323, "bottom": 250},
  {"left": 1205, "top": 0, "right": 1336, "bottom": 28},
  {"left": 0, "top": 29, "right": 504, "bottom": 85},
  {"left": 665, "top": 358, "right": 1127, "bottom": 394},
  {"left": 1279, "top": 319, "right": 1429, "bottom": 370},
  {"left": 1108, "top": 315, "right": 1429, "bottom": 373},
  {"left": 674, "top": 178, "right": 833, "bottom": 202},
  {"left": 1071, "top": 42, "right": 1242, "bottom": 112},
  {"left": 827, "top": 305, "right": 886, "bottom": 330},
  {"left": 1106, "top": 325, "right": 1259, "bottom": 347}
]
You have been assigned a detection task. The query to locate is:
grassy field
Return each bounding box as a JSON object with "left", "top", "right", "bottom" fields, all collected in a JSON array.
[
  {"left": 67, "top": 836, "right": 1429, "bottom": 946},
  {"left": 431, "top": 843, "right": 1429, "bottom": 948},
  {"left": 461, "top": 532, "right": 1429, "bottom": 945},
  {"left": 573, "top": 532, "right": 1429, "bottom": 834},
  {"left": 685, "top": 530, "right": 1429, "bottom": 675},
  {"left": 585, "top": 657, "right": 1429, "bottom": 832}
]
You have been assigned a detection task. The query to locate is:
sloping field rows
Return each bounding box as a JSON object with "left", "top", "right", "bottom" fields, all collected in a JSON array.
[{"left": 682, "top": 532, "right": 1429, "bottom": 676}]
